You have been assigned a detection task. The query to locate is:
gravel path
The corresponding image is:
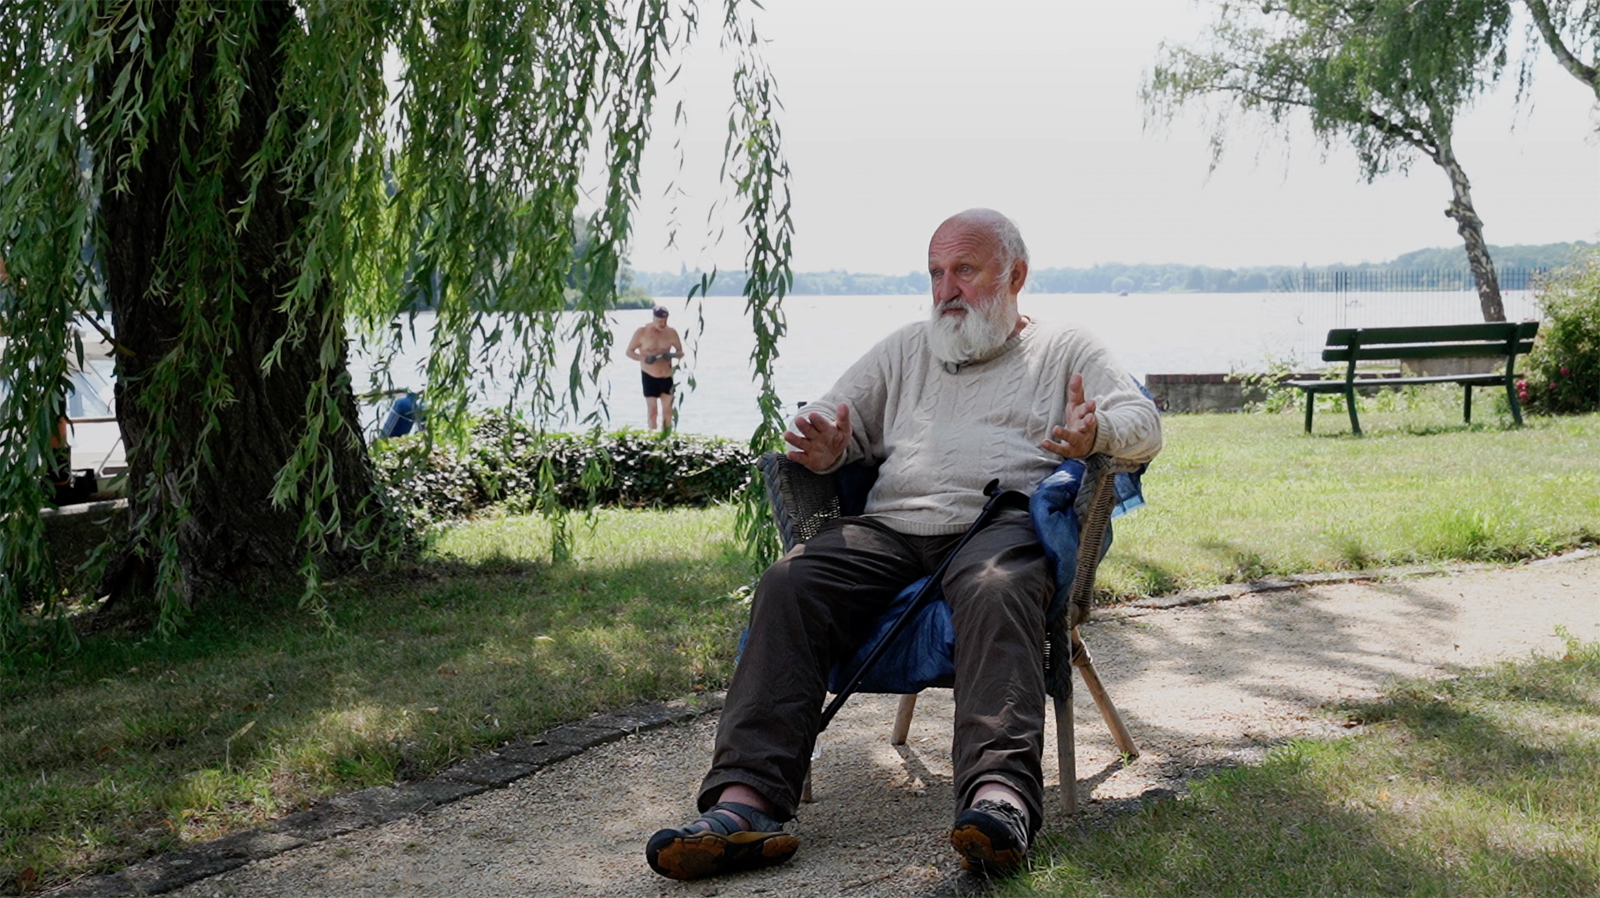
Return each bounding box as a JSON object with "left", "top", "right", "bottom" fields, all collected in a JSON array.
[{"left": 64, "top": 551, "right": 1600, "bottom": 898}]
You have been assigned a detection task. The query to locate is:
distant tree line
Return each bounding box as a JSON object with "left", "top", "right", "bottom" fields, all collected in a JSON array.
[
  {"left": 631, "top": 241, "right": 1595, "bottom": 297},
  {"left": 630, "top": 268, "right": 929, "bottom": 297}
]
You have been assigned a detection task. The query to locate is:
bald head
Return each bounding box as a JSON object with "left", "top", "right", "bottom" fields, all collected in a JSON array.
[{"left": 932, "top": 209, "right": 1029, "bottom": 281}]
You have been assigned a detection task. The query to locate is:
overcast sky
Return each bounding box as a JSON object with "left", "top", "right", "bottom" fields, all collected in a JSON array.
[{"left": 619, "top": 0, "right": 1600, "bottom": 276}]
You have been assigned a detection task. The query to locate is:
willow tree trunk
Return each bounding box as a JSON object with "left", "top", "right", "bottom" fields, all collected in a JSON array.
[
  {"left": 1436, "top": 135, "right": 1507, "bottom": 322},
  {"left": 90, "top": 2, "right": 379, "bottom": 611}
]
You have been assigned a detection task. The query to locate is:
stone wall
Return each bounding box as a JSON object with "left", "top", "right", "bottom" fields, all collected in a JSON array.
[
  {"left": 1145, "top": 370, "right": 1433, "bottom": 413},
  {"left": 1144, "top": 374, "right": 1268, "bottom": 413}
]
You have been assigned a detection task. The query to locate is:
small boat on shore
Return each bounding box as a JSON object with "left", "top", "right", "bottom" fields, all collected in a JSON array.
[
  {"left": 63, "top": 330, "right": 127, "bottom": 483},
  {"left": 1, "top": 329, "right": 127, "bottom": 505}
]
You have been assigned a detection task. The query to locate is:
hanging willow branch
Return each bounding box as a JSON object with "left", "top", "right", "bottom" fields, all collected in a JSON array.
[{"left": 0, "top": 0, "right": 793, "bottom": 651}]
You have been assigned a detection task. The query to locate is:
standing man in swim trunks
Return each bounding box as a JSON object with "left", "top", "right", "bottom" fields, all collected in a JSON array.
[{"left": 626, "top": 305, "right": 685, "bottom": 432}]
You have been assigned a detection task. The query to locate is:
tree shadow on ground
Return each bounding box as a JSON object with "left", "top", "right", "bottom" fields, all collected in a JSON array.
[
  {"left": 1027, "top": 640, "right": 1600, "bottom": 896},
  {"left": 0, "top": 547, "right": 752, "bottom": 891},
  {"left": 1009, "top": 577, "right": 1600, "bottom": 895}
]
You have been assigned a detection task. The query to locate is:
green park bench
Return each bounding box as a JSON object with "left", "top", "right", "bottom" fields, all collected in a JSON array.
[{"left": 1287, "top": 321, "right": 1540, "bottom": 435}]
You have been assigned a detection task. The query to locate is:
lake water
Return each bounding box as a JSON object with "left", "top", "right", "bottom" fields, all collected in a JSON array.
[{"left": 349, "top": 290, "right": 1538, "bottom": 440}]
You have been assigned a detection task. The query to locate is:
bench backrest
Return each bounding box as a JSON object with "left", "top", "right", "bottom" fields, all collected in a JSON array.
[{"left": 1320, "top": 322, "right": 1539, "bottom": 363}]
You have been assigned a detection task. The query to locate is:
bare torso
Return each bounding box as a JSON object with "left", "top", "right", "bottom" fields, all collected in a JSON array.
[{"left": 628, "top": 323, "right": 682, "bottom": 377}]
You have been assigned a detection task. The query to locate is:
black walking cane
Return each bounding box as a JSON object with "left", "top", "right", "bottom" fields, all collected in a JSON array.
[{"left": 817, "top": 478, "right": 1021, "bottom": 732}]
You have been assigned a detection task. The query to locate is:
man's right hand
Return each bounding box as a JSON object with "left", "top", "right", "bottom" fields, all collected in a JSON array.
[{"left": 785, "top": 402, "right": 851, "bottom": 473}]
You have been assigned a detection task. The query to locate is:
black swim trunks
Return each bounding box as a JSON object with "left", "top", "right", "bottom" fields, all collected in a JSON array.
[{"left": 642, "top": 371, "right": 674, "bottom": 398}]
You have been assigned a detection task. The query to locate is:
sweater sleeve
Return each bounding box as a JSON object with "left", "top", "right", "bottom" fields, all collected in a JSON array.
[
  {"left": 786, "top": 326, "right": 906, "bottom": 473},
  {"left": 1065, "top": 328, "right": 1163, "bottom": 465}
]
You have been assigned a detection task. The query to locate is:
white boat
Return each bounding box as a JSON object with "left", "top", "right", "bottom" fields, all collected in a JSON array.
[
  {"left": 0, "top": 328, "right": 127, "bottom": 504},
  {"left": 63, "top": 329, "right": 127, "bottom": 480}
]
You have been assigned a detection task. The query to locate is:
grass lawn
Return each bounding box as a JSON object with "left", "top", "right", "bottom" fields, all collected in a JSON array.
[
  {"left": 2, "top": 408, "right": 1597, "bottom": 891},
  {"left": 1100, "top": 406, "right": 1600, "bottom": 598},
  {"left": 1007, "top": 634, "right": 1600, "bottom": 897}
]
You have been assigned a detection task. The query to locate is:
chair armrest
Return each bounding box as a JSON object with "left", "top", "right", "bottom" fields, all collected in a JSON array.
[
  {"left": 1066, "top": 454, "right": 1139, "bottom": 626},
  {"left": 757, "top": 452, "right": 845, "bottom": 552}
]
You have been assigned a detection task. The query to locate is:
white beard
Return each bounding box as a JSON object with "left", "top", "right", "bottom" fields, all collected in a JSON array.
[{"left": 927, "top": 298, "right": 1017, "bottom": 365}]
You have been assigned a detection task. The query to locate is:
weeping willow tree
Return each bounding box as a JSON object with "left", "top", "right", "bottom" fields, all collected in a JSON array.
[
  {"left": 1146, "top": 0, "right": 1515, "bottom": 322},
  {"left": 0, "top": 0, "right": 792, "bottom": 647}
]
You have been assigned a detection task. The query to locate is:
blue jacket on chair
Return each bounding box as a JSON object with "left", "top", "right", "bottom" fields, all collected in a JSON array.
[{"left": 825, "top": 459, "right": 1146, "bottom": 695}]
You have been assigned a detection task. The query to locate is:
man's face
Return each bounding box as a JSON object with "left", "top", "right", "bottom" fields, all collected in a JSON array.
[
  {"left": 927, "top": 220, "right": 1017, "bottom": 324},
  {"left": 652, "top": 313, "right": 668, "bottom": 329},
  {"left": 926, "top": 219, "right": 1021, "bottom": 363}
]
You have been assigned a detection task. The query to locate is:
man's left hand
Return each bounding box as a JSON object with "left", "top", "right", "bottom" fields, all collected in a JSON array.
[{"left": 1041, "top": 373, "right": 1097, "bottom": 459}]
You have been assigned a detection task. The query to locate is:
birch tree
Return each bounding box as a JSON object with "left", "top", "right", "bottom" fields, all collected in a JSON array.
[{"left": 1145, "top": 0, "right": 1513, "bottom": 321}]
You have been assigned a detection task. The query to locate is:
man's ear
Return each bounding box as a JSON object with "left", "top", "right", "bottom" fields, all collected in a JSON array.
[{"left": 1009, "top": 258, "right": 1029, "bottom": 295}]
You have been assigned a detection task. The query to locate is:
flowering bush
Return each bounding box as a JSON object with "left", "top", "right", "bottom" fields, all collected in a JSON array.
[{"left": 1520, "top": 247, "right": 1600, "bottom": 415}]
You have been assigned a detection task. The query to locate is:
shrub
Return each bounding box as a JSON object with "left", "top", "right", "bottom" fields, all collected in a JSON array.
[
  {"left": 370, "top": 412, "right": 756, "bottom": 528},
  {"left": 1520, "top": 247, "right": 1600, "bottom": 415}
]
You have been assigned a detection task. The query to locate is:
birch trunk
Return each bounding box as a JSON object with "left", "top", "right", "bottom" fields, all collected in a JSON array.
[{"left": 1436, "top": 135, "right": 1507, "bottom": 322}]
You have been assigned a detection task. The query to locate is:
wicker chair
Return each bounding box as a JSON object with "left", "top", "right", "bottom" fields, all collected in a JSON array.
[{"left": 756, "top": 451, "right": 1140, "bottom": 816}]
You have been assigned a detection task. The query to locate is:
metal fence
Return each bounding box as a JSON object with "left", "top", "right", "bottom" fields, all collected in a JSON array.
[{"left": 1271, "top": 268, "right": 1544, "bottom": 366}]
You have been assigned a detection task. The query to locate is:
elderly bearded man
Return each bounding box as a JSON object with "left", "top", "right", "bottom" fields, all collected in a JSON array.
[{"left": 646, "top": 209, "right": 1162, "bottom": 879}]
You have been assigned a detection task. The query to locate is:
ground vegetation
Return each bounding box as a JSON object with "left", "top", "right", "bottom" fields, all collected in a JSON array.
[
  {"left": 1520, "top": 244, "right": 1600, "bottom": 413},
  {"left": 1015, "top": 633, "right": 1600, "bottom": 898},
  {"left": 3, "top": 411, "right": 1597, "bottom": 891},
  {"left": 371, "top": 414, "right": 755, "bottom": 539}
]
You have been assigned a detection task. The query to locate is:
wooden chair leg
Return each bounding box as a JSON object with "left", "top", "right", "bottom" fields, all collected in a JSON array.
[
  {"left": 1054, "top": 693, "right": 1076, "bottom": 816},
  {"left": 1071, "top": 628, "right": 1138, "bottom": 758},
  {"left": 891, "top": 693, "right": 918, "bottom": 745},
  {"left": 801, "top": 767, "right": 813, "bottom": 803}
]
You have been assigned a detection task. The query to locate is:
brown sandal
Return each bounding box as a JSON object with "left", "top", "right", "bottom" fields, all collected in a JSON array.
[{"left": 645, "top": 801, "right": 799, "bottom": 880}]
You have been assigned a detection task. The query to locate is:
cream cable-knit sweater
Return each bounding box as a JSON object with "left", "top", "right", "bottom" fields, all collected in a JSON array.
[{"left": 797, "top": 316, "right": 1163, "bottom": 536}]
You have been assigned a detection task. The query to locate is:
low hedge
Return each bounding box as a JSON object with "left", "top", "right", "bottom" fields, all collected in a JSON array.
[{"left": 370, "top": 412, "right": 757, "bottom": 527}]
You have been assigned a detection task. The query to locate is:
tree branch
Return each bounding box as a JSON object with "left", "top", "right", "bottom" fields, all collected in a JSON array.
[
  {"left": 1209, "top": 82, "right": 1439, "bottom": 161},
  {"left": 78, "top": 313, "right": 137, "bottom": 359},
  {"left": 1523, "top": 0, "right": 1600, "bottom": 99},
  {"left": 1368, "top": 105, "right": 1442, "bottom": 163}
]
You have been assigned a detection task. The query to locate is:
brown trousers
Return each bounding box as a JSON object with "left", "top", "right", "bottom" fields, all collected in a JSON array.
[{"left": 699, "top": 508, "right": 1051, "bottom": 828}]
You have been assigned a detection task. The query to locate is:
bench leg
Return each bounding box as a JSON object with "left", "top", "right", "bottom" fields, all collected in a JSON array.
[
  {"left": 1344, "top": 385, "right": 1361, "bottom": 436},
  {"left": 1303, "top": 390, "right": 1315, "bottom": 433},
  {"left": 1464, "top": 383, "right": 1473, "bottom": 424},
  {"left": 1506, "top": 379, "right": 1524, "bottom": 426}
]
